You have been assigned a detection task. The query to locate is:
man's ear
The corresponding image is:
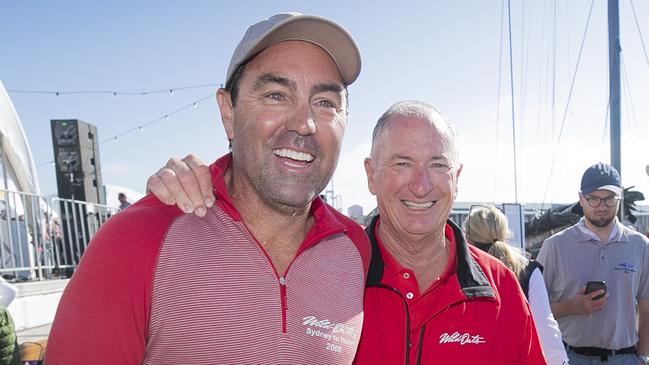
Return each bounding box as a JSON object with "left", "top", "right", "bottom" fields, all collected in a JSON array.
[
  {"left": 454, "top": 164, "right": 463, "bottom": 198},
  {"left": 364, "top": 157, "right": 377, "bottom": 196},
  {"left": 217, "top": 89, "right": 235, "bottom": 140}
]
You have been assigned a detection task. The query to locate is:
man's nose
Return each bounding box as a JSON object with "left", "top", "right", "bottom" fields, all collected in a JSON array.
[
  {"left": 409, "top": 167, "right": 433, "bottom": 196},
  {"left": 286, "top": 104, "right": 316, "bottom": 136}
]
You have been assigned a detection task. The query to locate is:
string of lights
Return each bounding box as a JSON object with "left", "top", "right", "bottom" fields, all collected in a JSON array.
[
  {"left": 35, "top": 92, "right": 215, "bottom": 168},
  {"left": 8, "top": 82, "right": 222, "bottom": 96}
]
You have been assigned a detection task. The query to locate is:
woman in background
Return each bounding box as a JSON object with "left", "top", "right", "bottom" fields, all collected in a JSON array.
[{"left": 464, "top": 205, "right": 569, "bottom": 365}]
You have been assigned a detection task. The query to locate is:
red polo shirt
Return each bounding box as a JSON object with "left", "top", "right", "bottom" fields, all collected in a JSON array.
[
  {"left": 375, "top": 221, "right": 457, "bottom": 361},
  {"left": 355, "top": 215, "right": 546, "bottom": 365}
]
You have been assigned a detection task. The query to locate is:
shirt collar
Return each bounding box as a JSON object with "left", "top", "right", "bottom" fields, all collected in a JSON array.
[
  {"left": 576, "top": 217, "right": 626, "bottom": 242},
  {"left": 208, "top": 153, "right": 347, "bottom": 246},
  {"left": 372, "top": 218, "right": 457, "bottom": 285}
]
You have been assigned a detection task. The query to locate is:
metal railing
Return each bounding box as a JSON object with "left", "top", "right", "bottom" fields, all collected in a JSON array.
[{"left": 0, "top": 189, "right": 117, "bottom": 280}]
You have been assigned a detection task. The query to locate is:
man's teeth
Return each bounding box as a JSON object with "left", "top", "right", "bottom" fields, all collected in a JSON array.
[
  {"left": 274, "top": 149, "right": 315, "bottom": 162},
  {"left": 403, "top": 201, "right": 434, "bottom": 209}
]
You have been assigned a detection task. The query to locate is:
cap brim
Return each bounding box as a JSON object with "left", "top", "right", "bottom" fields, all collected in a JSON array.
[
  {"left": 236, "top": 15, "right": 361, "bottom": 86},
  {"left": 581, "top": 184, "right": 623, "bottom": 196}
]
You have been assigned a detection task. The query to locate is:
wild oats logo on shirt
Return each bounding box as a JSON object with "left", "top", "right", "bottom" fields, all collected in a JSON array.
[
  {"left": 439, "top": 332, "right": 486, "bottom": 345},
  {"left": 614, "top": 262, "right": 636, "bottom": 273},
  {"left": 302, "top": 315, "right": 360, "bottom": 353}
]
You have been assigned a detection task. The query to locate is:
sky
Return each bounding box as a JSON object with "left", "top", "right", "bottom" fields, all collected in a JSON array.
[{"left": 2, "top": 0, "right": 648, "bottom": 215}]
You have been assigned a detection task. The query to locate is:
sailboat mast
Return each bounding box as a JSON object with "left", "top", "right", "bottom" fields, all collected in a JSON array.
[
  {"left": 608, "top": 0, "right": 623, "bottom": 220},
  {"left": 608, "top": 0, "right": 621, "bottom": 176}
]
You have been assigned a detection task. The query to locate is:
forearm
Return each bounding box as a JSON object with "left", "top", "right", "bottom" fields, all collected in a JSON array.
[
  {"left": 638, "top": 300, "right": 649, "bottom": 356},
  {"left": 550, "top": 298, "right": 579, "bottom": 319}
]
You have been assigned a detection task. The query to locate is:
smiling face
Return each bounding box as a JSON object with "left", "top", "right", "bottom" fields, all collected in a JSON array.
[
  {"left": 364, "top": 112, "right": 462, "bottom": 241},
  {"left": 217, "top": 41, "right": 347, "bottom": 215}
]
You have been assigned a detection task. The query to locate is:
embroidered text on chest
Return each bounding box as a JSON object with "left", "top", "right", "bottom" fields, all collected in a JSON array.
[{"left": 439, "top": 332, "right": 486, "bottom": 345}]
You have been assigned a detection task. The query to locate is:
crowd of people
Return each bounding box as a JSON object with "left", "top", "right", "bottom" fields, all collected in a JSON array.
[{"left": 45, "top": 11, "right": 648, "bottom": 365}]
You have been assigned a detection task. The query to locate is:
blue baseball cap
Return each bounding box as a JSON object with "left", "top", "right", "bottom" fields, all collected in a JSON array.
[{"left": 580, "top": 163, "right": 623, "bottom": 196}]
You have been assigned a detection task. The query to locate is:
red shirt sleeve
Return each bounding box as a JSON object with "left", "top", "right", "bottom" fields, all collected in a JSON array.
[{"left": 46, "top": 196, "right": 182, "bottom": 364}]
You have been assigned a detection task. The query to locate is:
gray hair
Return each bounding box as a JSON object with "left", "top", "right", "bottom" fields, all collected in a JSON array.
[{"left": 370, "top": 100, "right": 460, "bottom": 167}]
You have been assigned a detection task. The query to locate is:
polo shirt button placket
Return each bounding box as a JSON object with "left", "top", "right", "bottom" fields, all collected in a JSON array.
[{"left": 406, "top": 292, "right": 414, "bottom": 300}]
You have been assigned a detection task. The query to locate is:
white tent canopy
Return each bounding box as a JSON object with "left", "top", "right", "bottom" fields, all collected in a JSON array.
[{"left": 0, "top": 80, "right": 39, "bottom": 194}]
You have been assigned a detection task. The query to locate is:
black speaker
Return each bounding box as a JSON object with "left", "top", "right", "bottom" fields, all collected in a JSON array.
[{"left": 51, "top": 119, "right": 104, "bottom": 204}]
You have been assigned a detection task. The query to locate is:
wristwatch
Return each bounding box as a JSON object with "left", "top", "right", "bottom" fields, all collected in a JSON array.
[{"left": 639, "top": 354, "right": 649, "bottom": 365}]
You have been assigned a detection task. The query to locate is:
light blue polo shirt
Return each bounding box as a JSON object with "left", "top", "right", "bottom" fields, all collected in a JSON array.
[{"left": 537, "top": 218, "right": 649, "bottom": 349}]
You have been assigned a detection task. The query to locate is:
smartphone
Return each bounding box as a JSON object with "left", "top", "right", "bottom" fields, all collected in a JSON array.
[{"left": 585, "top": 281, "right": 607, "bottom": 300}]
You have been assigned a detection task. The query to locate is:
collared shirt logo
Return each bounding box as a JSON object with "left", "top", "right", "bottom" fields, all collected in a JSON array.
[
  {"left": 302, "top": 315, "right": 360, "bottom": 353},
  {"left": 439, "top": 332, "right": 486, "bottom": 345},
  {"left": 614, "top": 262, "right": 636, "bottom": 273}
]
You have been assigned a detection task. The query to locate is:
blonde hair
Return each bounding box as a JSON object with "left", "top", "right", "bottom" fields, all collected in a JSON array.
[{"left": 463, "top": 205, "right": 529, "bottom": 279}]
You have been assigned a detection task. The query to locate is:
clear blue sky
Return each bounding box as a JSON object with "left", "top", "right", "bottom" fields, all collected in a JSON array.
[{"left": 2, "top": 0, "right": 648, "bottom": 214}]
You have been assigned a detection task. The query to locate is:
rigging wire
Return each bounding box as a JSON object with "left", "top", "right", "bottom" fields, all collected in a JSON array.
[
  {"left": 518, "top": 0, "right": 527, "bottom": 139},
  {"left": 621, "top": 55, "right": 641, "bottom": 147},
  {"left": 540, "top": 0, "right": 596, "bottom": 210},
  {"left": 599, "top": 102, "right": 610, "bottom": 163},
  {"left": 535, "top": 0, "right": 550, "bottom": 170},
  {"left": 518, "top": 0, "right": 534, "bottom": 141},
  {"left": 629, "top": 0, "right": 649, "bottom": 69},
  {"left": 507, "top": 0, "right": 520, "bottom": 203},
  {"left": 551, "top": 0, "right": 558, "bottom": 142},
  {"left": 494, "top": 0, "right": 506, "bottom": 200}
]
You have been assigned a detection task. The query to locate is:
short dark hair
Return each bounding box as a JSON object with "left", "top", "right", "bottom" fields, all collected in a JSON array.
[
  {"left": 118, "top": 193, "right": 126, "bottom": 199},
  {"left": 224, "top": 58, "right": 253, "bottom": 108}
]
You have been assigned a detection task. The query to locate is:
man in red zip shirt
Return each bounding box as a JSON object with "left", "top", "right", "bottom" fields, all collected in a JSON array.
[
  {"left": 47, "top": 13, "right": 370, "bottom": 364},
  {"left": 147, "top": 101, "right": 547, "bottom": 364}
]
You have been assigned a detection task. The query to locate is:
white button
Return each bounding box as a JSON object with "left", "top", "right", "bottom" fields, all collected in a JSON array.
[
  {"left": 403, "top": 272, "right": 410, "bottom": 279},
  {"left": 406, "top": 292, "right": 414, "bottom": 299}
]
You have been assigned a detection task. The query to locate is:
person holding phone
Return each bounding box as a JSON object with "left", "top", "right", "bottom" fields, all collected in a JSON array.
[{"left": 537, "top": 163, "right": 649, "bottom": 365}]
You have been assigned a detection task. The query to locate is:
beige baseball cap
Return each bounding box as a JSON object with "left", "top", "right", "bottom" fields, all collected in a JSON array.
[{"left": 226, "top": 12, "right": 361, "bottom": 87}]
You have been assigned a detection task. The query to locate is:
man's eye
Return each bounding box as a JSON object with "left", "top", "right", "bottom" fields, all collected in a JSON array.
[
  {"left": 266, "top": 92, "right": 285, "bottom": 101},
  {"left": 316, "top": 99, "right": 336, "bottom": 108}
]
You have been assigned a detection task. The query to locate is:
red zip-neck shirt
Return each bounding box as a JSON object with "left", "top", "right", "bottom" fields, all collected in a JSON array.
[{"left": 47, "top": 154, "right": 371, "bottom": 364}]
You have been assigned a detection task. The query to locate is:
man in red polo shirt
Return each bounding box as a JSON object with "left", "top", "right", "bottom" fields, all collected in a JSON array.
[
  {"left": 146, "top": 100, "right": 546, "bottom": 364},
  {"left": 355, "top": 101, "right": 545, "bottom": 364}
]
